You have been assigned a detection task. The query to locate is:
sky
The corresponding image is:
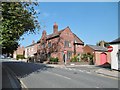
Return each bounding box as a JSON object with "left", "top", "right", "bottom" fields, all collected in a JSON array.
[{"left": 19, "top": 2, "right": 118, "bottom": 47}]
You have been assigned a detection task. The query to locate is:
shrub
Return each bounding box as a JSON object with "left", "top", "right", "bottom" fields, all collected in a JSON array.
[
  {"left": 70, "top": 55, "right": 77, "bottom": 62},
  {"left": 81, "top": 53, "right": 94, "bottom": 64},
  {"left": 81, "top": 53, "right": 88, "bottom": 62},
  {"left": 50, "top": 57, "right": 59, "bottom": 63},
  {"left": 16, "top": 55, "right": 25, "bottom": 60}
]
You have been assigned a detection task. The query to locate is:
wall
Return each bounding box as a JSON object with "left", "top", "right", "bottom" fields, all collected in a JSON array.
[
  {"left": 110, "top": 44, "right": 120, "bottom": 70},
  {"left": 13, "top": 46, "right": 25, "bottom": 59},
  {"left": 83, "top": 45, "right": 111, "bottom": 65},
  {"left": 25, "top": 44, "right": 38, "bottom": 58},
  {"left": 94, "top": 51, "right": 111, "bottom": 65}
]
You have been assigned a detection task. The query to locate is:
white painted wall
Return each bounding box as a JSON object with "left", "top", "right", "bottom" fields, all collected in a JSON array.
[
  {"left": 110, "top": 44, "right": 120, "bottom": 70},
  {"left": 25, "top": 48, "right": 28, "bottom": 58},
  {"left": 13, "top": 51, "right": 16, "bottom": 59}
]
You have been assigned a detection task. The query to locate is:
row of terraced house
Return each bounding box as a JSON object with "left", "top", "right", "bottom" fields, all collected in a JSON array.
[{"left": 13, "top": 23, "right": 120, "bottom": 70}]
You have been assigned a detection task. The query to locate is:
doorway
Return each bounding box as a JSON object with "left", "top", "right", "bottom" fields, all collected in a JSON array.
[{"left": 100, "top": 53, "right": 107, "bottom": 65}]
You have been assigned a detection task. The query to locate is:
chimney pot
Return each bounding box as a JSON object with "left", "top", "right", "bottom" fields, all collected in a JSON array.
[{"left": 53, "top": 22, "right": 58, "bottom": 33}]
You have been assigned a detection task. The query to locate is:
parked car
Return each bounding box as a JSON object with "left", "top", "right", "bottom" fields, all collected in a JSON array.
[{"left": 0, "top": 55, "right": 5, "bottom": 59}]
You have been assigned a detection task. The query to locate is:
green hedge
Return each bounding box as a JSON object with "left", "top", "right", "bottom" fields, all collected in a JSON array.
[
  {"left": 16, "top": 55, "right": 25, "bottom": 60},
  {"left": 50, "top": 57, "right": 59, "bottom": 63}
]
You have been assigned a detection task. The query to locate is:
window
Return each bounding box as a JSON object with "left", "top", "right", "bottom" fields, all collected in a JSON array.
[
  {"left": 38, "top": 45, "right": 40, "bottom": 49},
  {"left": 74, "top": 40, "right": 77, "bottom": 43},
  {"left": 48, "top": 42, "right": 51, "bottom": 48},
  {"left": 42, "top": 43, "right": 45, "bottom": 48},
  {"left": 31, "top": 47, "right": 33, "bottom": 51},
  {"left": 118, "top": 49, "right": 120, "bottom": 61},
  {"left": 67, "top": 51, "right": 72, "bottom": 59},
  {"left": 47, "top": 52, "right": 51, "bottom": 58},
  {"left": 64, "top": 41, "right": 71, "bottom": 47}
]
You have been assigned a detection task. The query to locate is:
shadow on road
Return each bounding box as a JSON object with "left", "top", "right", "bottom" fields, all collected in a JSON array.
[
  {"left": 2, "top": 61, "right": 54, "bottom": 78},
  {"left": 96, "top": 62, "right": 111, "bottom": 70}
]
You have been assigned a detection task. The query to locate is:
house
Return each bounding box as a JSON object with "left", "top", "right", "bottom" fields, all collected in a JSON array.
[
  {"left": 37, "top": 23, "right": 84, "bottom": 64},
  {"left": 13, "top": 46, "right": 25, "bottom": 59},
  {"left": 109, "top": 37, "right": 120, "bottom": 70},
  {"left": 83, "top": 44, "right": 111, "bottom": 65},
  {"left": 25, "top": 40, "right": 38, "bottom": 59}
]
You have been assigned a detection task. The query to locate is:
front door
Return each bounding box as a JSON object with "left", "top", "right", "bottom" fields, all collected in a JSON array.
[{"left": 100, "top": 53, "right": 107, "bottom": 65}]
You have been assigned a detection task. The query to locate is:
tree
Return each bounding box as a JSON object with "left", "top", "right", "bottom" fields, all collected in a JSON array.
[{"left": 0, "top": 2, "right": 40, "bottom": 55}]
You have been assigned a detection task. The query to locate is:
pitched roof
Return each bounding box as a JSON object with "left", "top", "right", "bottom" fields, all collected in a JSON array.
[
  {"left": 109, "top": 37, "right": 120, "bottom": 44},
  {"left": 37, "top": 26, "right": 84, "bottom": 44},
  {"left": 25, "top": 43, "right": 37, "bottom": 48},
  {"left": 87, "top": 44, "right": 108, "bottom": 51},
  {"left": 73, "top": 33, "right": 84, "bottom": 44},
  {"left": 46, "top": 28, "right": 65, "bottom": 40}
]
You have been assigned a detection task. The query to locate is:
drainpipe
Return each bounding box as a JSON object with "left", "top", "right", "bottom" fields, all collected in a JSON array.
[{"left": 74, "top": 41, "right": 76, "bottom": 55}]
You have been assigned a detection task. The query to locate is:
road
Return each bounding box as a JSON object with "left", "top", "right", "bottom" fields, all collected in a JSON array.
[{"left": 2, "top": 61, "right": 118, "bottom": 88}]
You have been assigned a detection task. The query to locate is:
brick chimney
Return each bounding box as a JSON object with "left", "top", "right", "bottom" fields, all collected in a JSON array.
[
  {"left": 42, "top": 30, "right": 47, "bottom": 37},
  {"left": 32, "top": 40, "right": 35, "bottom": 44},
  {"left": 53, "top": 22, "right": 58, "bottom": 33},
  {"left": 100, "top": 41, "right": 105, "bottom": 47}
]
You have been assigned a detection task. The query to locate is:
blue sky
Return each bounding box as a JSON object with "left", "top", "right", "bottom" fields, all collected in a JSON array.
[{"left": 19, "top": 2, "right": 118, "bottom": 47}]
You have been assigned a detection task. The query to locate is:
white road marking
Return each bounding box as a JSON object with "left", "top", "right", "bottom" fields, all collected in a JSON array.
[
  {"left": 86, "top": 72, "right": 91, "bottom": 74},
  {"left": 46, "top": 71, "right": 71, "bottom": 80},
  {"left": 72, "top": 69, "right": 76, "bottom": 71},
  {"left": 68, "top": 68, "right": 72, "bottom": 70},
  {"left": 19, "top": 79, "right": 28, "bottom": 89},
  {"left": 79, "top": 70, "right": 82, "bottom": 72},
  {"left": 96, "top": 87, "right": 100, "bottom": 88}
]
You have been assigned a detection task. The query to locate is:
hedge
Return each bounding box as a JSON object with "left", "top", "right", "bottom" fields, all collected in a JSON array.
[{"left": 16, "top": 55, "right": 25, "bottom": 60}]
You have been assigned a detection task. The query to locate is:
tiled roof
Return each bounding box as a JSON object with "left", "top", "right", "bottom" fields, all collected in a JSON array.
[
  {"left": 109, "top": 37, "right": 120, "bottom": 44},
  {"left": 46, "top": 29, "right": 65, "bottom": 40},
  {"left": 87, "top": 44, "right": 108, "bottom": 51},
  {"left": 25, "top": 43, "right": 37, "bottom": 48},
  {"left": 73, "top": 33, "right": 84, "bottom": 44},
  {"left": 37, "top": 26, "right": 84, "bottom": 44}
]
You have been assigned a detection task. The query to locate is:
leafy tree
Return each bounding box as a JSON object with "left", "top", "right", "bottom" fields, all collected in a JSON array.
[{"left": 0, "top": 2, "right": 40, "bottom": 56}]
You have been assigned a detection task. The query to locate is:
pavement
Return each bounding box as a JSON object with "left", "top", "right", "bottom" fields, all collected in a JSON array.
[{"left": 46, "top": 64, "right": 119, "bottom": 78}]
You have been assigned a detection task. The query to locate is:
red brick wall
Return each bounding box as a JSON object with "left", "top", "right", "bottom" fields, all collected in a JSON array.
[
  {"left": 37, "top": 27, "right": 84, "bottom": 64},
  {"left": 83, "top": 45, "right": 111, "bottom": 65},
  {"left": 13, "top": 46, "right": 25, "bottom": 58}
]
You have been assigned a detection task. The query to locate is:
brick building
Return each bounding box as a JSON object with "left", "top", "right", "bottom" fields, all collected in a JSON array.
[
  {"left": 37, "top": 23, "right": 84, "bottom": 64},
  {"left": 83, "top": 44, "right": 111, "bottom": 65},
  {"left": 13, "top": 46, "right": 25, "bottom": 59}
]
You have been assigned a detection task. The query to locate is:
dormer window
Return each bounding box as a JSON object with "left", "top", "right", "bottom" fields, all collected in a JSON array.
[{"left": 42, "top": 43, "right": 45, "bottom": 48}]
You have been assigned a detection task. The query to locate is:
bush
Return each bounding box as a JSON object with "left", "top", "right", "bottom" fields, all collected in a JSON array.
[
  {"left": 16, "top": 55, "right": 25, "bottom": 60},
  {"left": 81, "top": 53, "right": 88, "bottom": 62},
  {"left": 81, "top": 53, "right": 94, "bottom": 65},
  {"left": 50, "top": 57, "right": 59, "bottom": 64},
  {"left": 70, "top": 55, "right": 77, "bottom": 62}
]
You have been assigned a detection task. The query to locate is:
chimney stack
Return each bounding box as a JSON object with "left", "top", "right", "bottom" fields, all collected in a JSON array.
[
  {"left": 42, "top": 30, "right": 47, "bottom": 37},
  {"left": 100, "top": 41, "right": 105, "bottom": 47},
  {"left": 53, "top": 22, "right": 58, "bottom": 33},
  {"left": 32, "top": 40, "right": 35, "bottom": 44}
]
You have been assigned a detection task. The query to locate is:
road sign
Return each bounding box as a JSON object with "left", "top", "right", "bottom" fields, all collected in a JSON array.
[
  {"left": 64, "top": 50, "right": 67, "bottom": 54},
  {"left": 107, "top": 46, "right": 113, "bottom": 52}
]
